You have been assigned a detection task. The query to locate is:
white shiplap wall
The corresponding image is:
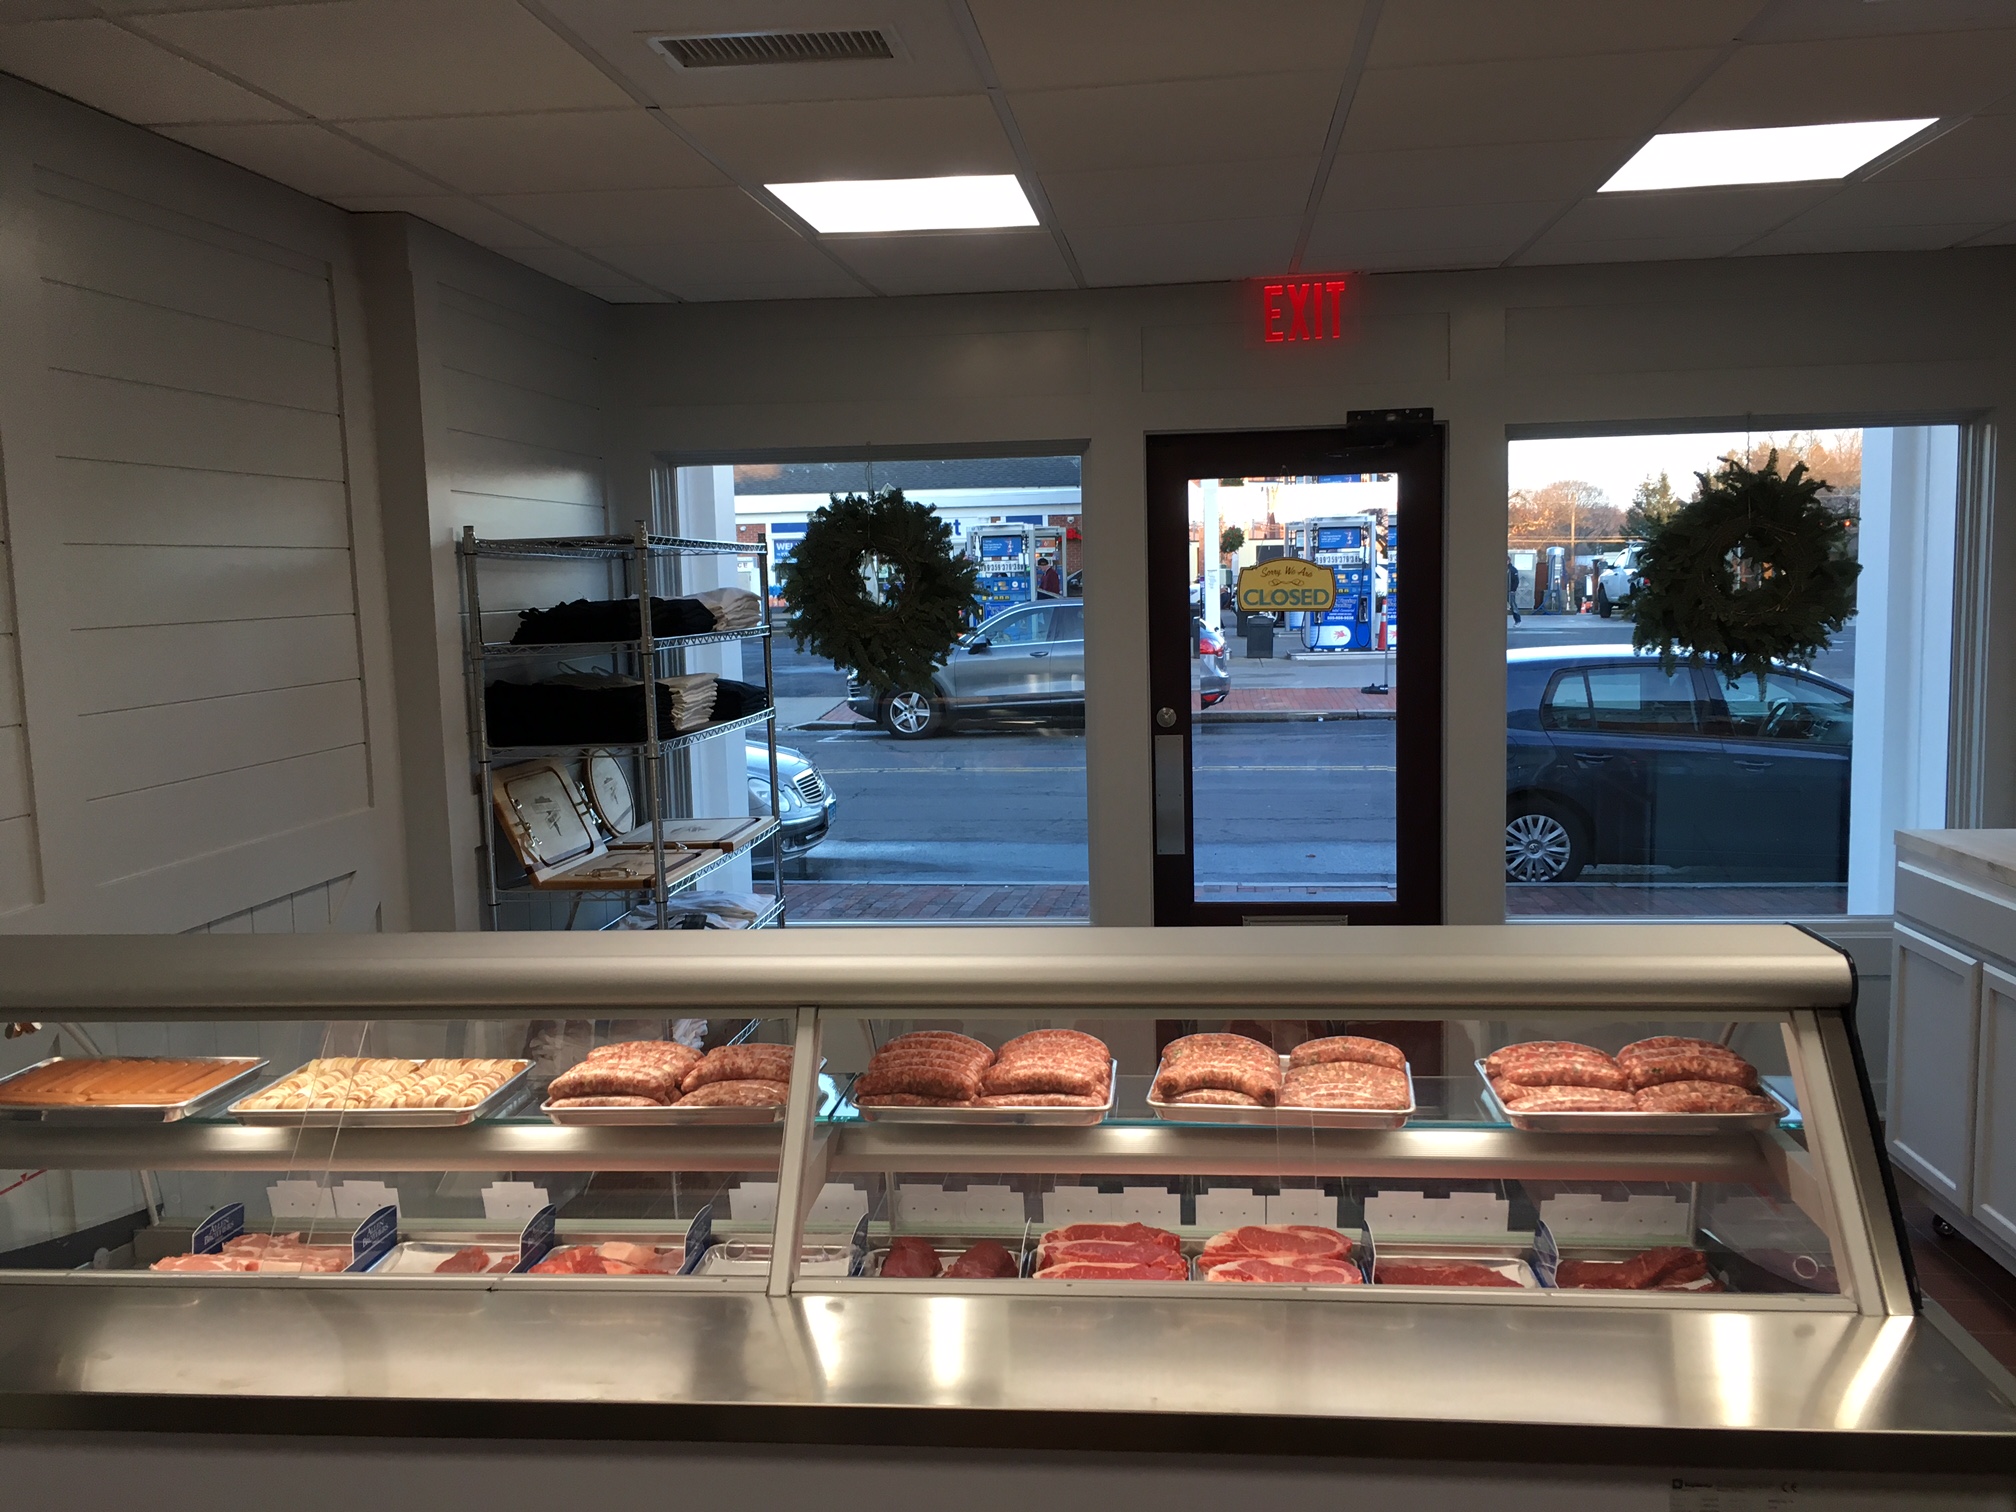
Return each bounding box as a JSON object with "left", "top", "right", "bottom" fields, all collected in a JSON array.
[{"left": 0, "top": 77, "right": 406, "bottom": 933}]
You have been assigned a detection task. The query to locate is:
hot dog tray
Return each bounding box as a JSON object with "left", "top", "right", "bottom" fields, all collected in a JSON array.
[
  {"left": 228, "top": 1059, "right": 534, "bottom": 1127},
  {"left": 1473, "top": 1061, "right": 1793, "bottom": 1134},
  {"left": 850, "top": 1060, "right": 1118, "bottom": 1127},
  {"left": 0, "top": 1055, "right": 267, "bottom": 1123},
  {"left": 1148, "top": 1056, "right": 1416, "bottom": 1129}
]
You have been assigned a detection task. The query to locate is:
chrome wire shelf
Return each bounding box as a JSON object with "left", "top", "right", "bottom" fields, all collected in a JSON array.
[
  {"left": 489, "top": 820, "right": 782, "bottom": 905},
  {"left": 488, "top": 707, "right": 776, "bottom": 762},
  {"left": 482, "top": 624, "right": 772, "bottom": 659},
  {"left": 463, "top": 533, "right": 760, "bottom": 561}
]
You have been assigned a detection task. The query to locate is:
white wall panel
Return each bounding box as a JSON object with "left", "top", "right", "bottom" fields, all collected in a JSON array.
[{"left": 0, "top": 76, "right": 405, "bottom": 934}]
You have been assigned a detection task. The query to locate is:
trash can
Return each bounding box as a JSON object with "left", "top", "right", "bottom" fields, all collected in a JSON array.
[{"left": 1245, "top": 616, "right": 1276, "bottom": 660}]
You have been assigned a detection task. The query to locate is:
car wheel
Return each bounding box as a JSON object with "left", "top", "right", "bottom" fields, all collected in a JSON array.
[
  {"left": 1595, "top": 587, "right": 1613, "bottom": 619},
  {"left": 1505, "top": 801, "right": 1588, "bottom": 883},
  {"left": 882, "top": 690, "right": 944, "bottom": 739}
]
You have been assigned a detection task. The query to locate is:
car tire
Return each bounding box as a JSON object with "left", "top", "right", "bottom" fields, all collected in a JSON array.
[
  {"left": 1595, "top": 587, "right": 1613, "bottom": 619},
  {"left": 1505, "top": 800, "right": 1589, "bottom": 883},
  {"left": 881, "top": 690, "right": 945, "bottom": 739}
]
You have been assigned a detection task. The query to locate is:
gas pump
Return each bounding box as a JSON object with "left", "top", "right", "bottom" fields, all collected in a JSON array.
[
  {"left": 970, "top": 524, "right": 1037, "bottom": 618},
  {"left": 1289, "top": 514, "right": 1378, "bottom": 651}
]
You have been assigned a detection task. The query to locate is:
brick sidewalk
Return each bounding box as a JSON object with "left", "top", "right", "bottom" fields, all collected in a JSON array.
[{"left": 786, "top": 881, "right": 1089, "bottom": 921}]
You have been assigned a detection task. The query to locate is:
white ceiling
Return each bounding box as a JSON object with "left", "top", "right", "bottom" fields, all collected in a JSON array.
[{"left": 3, "top": 0, "right": 2014, "bottom": 302}]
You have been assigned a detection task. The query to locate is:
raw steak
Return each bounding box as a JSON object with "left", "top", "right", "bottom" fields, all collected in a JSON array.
[
  {"left": 677, "top": 1078, "right": 789, "bottom": 1107},
  {"left": 1617, "top": 1037, "right": 1759, "bottom": 1092},
  {"left": 1039, "top": 1238, "right": 1182, "bottom": 1267},
  {"left": 1484, "top": 1042, "right": 1629, "bottom": 1091},
  {"left": 1167, "top": 1088, "right": 1262, "bottom": 1106},
  {"left": 433, "top": 1246, "right": 495, "bottom": 1274},
  {"left": 1035, "top": 1257, "right": 1187, "bottom": 1281},
  {"left": 1202, "top": 1225, "right": 1352, "bottom": 1266},
  {"left": 1556, "top": 1247, "right": 1708, "bottom": 1290},
  {"left": 1497, "top": 1083, "right": 1637, "bottom": 1113},
  {"left": 1289, "top": 1036, "right": 1406, "bottom": 1072},
  {"left": 1042, "top": 1222, "right": 1180, "bottom": 1252},
  {"left": 1280, "top": 1062, "right": 1409, "bottom": 1109},
  {"left": 681, "top": 1043, "right": 792, "bottom": 1093},
  {"left": 1207, "top": 1256, "right": 1362, "bottom": 1284},
  {"left": 1633, "top": 1080, "right": 1778, "bottom": 1114},
  {"left": 1376, "top": 1259, "right": 1522, "bottom": 1287},
  {"left": 945, "top": 1240, "right": 1020, "bottom": 1278},
  {"left": 881, "top": 1237, "right": 942, "bottom": 1278},
  {"left": 530, "top": 1246, "right": 606, "bottom": 1274}
]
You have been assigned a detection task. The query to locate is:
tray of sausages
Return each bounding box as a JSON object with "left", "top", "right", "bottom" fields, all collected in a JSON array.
[
  {"left": 229, "top": 1057, "right": 532, "bottom": 1127},
  {"left": 0, "top": 1055, "right": 268, "bottom": 1123},
  {"left": 848, "top": 1030, "right": 1114, "bottom": 1125},
  {"left": 1146, "top": 1033, "right": 1416, "bottom": 1129},
  {"left": 542, "top": 1041, "right": 795, "bottom": 1124},
  {"left": 1476, "top": 1038, "right": 1790, "bottom": 1134}
]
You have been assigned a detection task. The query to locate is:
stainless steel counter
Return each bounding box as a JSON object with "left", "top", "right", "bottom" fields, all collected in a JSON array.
[{"left": 0, "top": 1284, "right": 2008, "bottom": 1468}]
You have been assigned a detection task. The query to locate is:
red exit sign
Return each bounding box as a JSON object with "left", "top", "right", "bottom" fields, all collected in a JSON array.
[{"left": 1261, "top": 277, "right": 1347, "bottom": 343}]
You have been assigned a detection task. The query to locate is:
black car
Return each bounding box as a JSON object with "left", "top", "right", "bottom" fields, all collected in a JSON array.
[{"left": 1506, "top": 646, "right": 1853, "bottom": 883}]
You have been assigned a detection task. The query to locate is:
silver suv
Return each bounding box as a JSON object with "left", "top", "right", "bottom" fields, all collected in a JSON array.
[{"left": 848, "top": 599, "right": 1087, "bottom": 739}]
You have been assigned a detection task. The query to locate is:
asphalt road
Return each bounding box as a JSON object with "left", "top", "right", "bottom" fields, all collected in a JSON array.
[{"left": 783, "top": 720, "right": 1397, "bottom": 887}]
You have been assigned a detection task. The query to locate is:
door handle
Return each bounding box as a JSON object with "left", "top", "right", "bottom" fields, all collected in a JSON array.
[
  {"left": 1735, "top": 758, "right": 1774, "bottom": 771},
  {"left": 1030, "top": 650, "right": 1049, "bottom": 657},
  {"left": 1573, "top": 753, "right": 1612, "bottom": 766}
]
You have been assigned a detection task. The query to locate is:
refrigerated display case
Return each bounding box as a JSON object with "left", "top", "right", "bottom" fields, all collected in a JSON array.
[{"left": 0, "top": 924, "right": 2009, "bottom": 1472}]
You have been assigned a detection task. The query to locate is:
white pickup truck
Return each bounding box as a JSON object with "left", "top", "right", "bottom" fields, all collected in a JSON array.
[{"left": 1593, "top": 543, "right": 1647, "bottom": 618}]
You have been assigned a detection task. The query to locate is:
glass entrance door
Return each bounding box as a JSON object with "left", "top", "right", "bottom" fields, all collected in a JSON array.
[{"left": 1146, "top": 422, "right": 1445, "bottom": 925}]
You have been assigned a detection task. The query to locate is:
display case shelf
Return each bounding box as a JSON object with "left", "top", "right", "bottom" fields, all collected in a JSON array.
[
  {"left": 0, "top": 1121, "right": 784, "bottom": 1172},
  {"left": 480, "top": 624, "right": 772, "bottom": 660},
  {"left": 464, "top": 533, "right": 756, "bottom": 561},
  {"left": 487, "top": 706, "right": 775, "bottom": 762}
]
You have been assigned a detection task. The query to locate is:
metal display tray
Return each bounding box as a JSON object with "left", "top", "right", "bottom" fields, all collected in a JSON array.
[
  {"left": 1474, "top": 1060, "right": 1792, "bottom": 1134},
  {"left": 1372, "top": 1244, "right": 1538, "bottom": 1290},
  {"left": 541, "top": 1096, "right": 787, "bottom": 1125},
  {"left": 229, "top": 1060, "right": 534, "bottom": 1127},
  {"left": 0, "top": 1056, "right": 267, "bottom": 1123},
  {"left": 864, "top": 1243, "right": 1028, "bottom": 1280},
  {"left": 373, "top": 1242, "right": 519, "bottom": 1276},
  {"left": 696, "top": 1242, "right": 853, "bottom": 1277},
  {"left": 1148, "top": 1056, "right": 1416, "bottom": 1130},
  {"left": 851, "top": 1060, "right": 1117, "bottom": 1127}
]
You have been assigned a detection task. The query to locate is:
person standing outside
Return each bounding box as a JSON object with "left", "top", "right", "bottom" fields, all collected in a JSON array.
[
  {"left": 1036, "top": 553, "right": 1062, "bottom": 598},
  {"left": 1506, "top": 555, "right": 1523, "bottom": 625}
]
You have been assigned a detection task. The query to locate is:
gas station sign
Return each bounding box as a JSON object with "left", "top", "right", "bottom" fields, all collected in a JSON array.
[{"left": 1236, "top": 557, "right": 1336, "bottom": 613}]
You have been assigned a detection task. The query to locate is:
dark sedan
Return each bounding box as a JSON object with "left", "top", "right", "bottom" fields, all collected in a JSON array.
[{"left": 1506, "top": 646, "right": 1852, "bottom": 883}]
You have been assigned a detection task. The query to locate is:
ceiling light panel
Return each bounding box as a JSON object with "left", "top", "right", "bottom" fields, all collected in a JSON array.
[
  {"left": 767, "top": 174, "right": 1037, "bottom": 232},
  {"left": 1601, "top": 119, "right": 1937, "bottom": 191}
]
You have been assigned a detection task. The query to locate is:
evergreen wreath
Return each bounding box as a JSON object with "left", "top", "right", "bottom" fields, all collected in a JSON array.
[
  {"left": 778, "top": 488, "right": 981, "bottom": 694},
  {"left": 1631, "top": 450, "right": 1860, "bottom": 685}
]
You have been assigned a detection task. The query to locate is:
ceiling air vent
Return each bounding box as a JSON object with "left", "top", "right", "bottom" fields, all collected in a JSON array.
[{"left": 653, "top": 30, "right": 894, "bottom": 69}]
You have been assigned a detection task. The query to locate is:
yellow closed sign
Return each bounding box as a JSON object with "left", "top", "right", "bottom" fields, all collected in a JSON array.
[{"left": 1236, "top": 557, "right": 1336, "bottom": 613}]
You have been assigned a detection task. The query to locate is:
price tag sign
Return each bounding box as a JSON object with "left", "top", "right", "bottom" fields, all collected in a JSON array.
[
  {"left": 511, "top": 1205, "right": 557, "bottom": 1274},
  {"left": 192, "top": 1203, "right": 245, "bottom": 1256},
  {"left": 346, "top": 1205, "right": 399, "bottom": 1273},
  {"left": 1532, "top": 1218, "right": 1560, "bottom": 1288},
  {"left": 675, "top": 1201, "right": 716, "bottom": 1276}
]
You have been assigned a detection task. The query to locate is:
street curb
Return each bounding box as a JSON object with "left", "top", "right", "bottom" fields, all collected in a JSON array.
[{"left": 1198, "top": 709, "right": 1395, "bottom": 723}]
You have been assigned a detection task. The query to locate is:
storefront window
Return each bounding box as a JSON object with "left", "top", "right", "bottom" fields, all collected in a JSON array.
[
  {"left": 671, "top": 457, "right": 1089, "bottom": 923},
  {"left": 1505, "top": 427, "right": 1957, "bottom": 919}
]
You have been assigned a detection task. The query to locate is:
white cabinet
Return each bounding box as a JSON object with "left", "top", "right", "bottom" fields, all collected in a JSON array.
[
  {"left": 1888, "top": 924, "right": 1981, "bottom": 1205},
  {"left": 1973, "top": 965, "right": 2016, "bottom": 1250}
]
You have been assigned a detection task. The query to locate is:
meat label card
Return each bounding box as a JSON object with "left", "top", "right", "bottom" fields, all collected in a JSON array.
[
  {"left": 192, "top": 1203, "right": 245, "bottom": 1255},
  {"left": 674, "top": 1201, "right": 715, "bottom": 1275},
  {"left": 1669, "top": 1482, "right": 1811, "bottom": 1512},
  {"left": 1531, "top": 1219, "right": 1560, "bottom": 1287},
  {"left": 511, "top": 1205, "right": 556, "bottom": 1273},
  {"left": 346, "top": 1205, "right": 399, "bottom": 1273}
]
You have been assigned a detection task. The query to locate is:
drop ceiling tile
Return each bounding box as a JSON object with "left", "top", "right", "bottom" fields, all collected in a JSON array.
[
  {"left": 1011, "top": 73, "right": 1340, "bottom": 172},
  {"left": 0, "top": 2, "right": 98, "bottom": 17},
  {"left": 1878, "top": 114, "right": 2016, "bottom": 177},
  {"left": 1349, "top": 246, "right": 1519, "bottom": 272},
  {"left": 969, "top": 0, "right": 1364, "bottom": 89},
  {"left": 1070, "top": 216, "right": 1300, "bottom": 286},
  {"left": 483, "top": 185, "right": 785, "bottom": 245},
  {"left": 1368, "top": 0, "right": 1754, "bottom": 65},
  {"left": 0, "top": 18, "right": 290, "bottom": 124},
  {"left": 159, "top": 121, "right": 442, "bottom": 197},
  {"left": 502, "top": 243, "right": 671, "bottom": 299},
  {"left": 345, "top": 111, "right": 726, "bottom": 195},
  {"left": 132, "top": 0, "right": 632, "bottom": 119},
  {"left": 1519, "top": 229, "right": 1756, "bottom": 265},
  {"left": 1740, "top": 221, "right": 1998, "bottom": 256},
  {"left": 1343, "top": 51, "right": 1719, "bottom": 151},
  {"left": 667, "top": 93, "right": 1014, "bottom": 181},
  {"left": 1744, "top": 0, "right": 2016, "bottom": 42},
  {"left": 338, "top": 194, "right": 552, "bottom": 248},
  {"left": 825, "top": 229, "right": 1074, "bottom": 296},
  {"left": 1321, "top": 139, "right": 1631, "bottom": 212},
  {"left": 1777, "top": 177, "right": 2016, "bottom": 231},
  {"left": 1664, "top": 31, "right": 2016, "bottom": 130},
  {"left": 1041, "top": 158, "right": 1316, "bottom": 230},
  {"left": 585, "top": 236, "right": 845, "bottom": 288},
  {"left": 536, "top": 0, "right": 986, "bottom": 107},
  {"left": 1542, "top": 183, "right": 1830, "bottom": 242},
  {"left": 1306, "top": 200, "right": 1559, "bottom": 264},
  {"left": 1966, "top": 219, "right": 2016, "bottom": 242},
  {"left": 668, "top": 274, "right": 867, "bottom": 303}
]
